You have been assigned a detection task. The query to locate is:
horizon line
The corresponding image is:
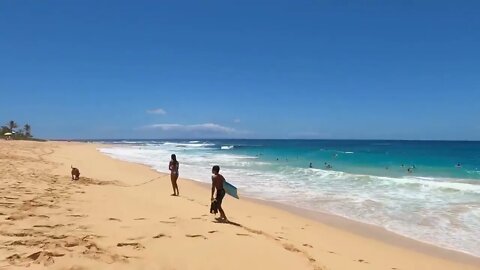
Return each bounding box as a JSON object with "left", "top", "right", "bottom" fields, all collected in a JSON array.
[{"left": 49, "top": 138, "right": 480, "bottom": 142}]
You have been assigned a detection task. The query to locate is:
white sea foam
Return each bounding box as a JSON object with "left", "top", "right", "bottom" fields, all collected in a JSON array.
[
  {"left": 221, "top": 145, "right": 235, "bottom": 150},
  {"left": 330, "top": 150, "right": 354, "bottom": 154},
  {"left": 162, "top": 142, "right": 215, "bottom": 148},
  {"left": 98, "top": 143, "right": 480, "bottom": 258},
  {"left": 467, "top": 170, "right": 480, "bottom": 176}
]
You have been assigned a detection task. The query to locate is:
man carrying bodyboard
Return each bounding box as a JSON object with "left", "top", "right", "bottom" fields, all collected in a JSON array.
[{"left": 211, "top": 165, "right": 228, "bottom": 222}]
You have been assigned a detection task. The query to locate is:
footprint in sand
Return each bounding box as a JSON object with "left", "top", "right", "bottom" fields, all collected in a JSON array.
[
  {"left": 84, "top": 242, "right": 130, "bottom": 264},
  {"left": 68, "top": 214, "right": 87, "bottom": 218},
  {"left": 160, "top": 220, "right": 176, "bottom": 224},
  {"left": 108, "top": 218, "right": 121, "bottom": 222},
  {"left": 134, "top": 218, "right": 147, "bottom": 221},
  {"left": 236, "top": 233, "right": 250, "bottom": 237},
  {"left": 33, "top": 224, "right": 64, "bottom": 229},
  {"left": 8, "top": 239, "right": 43, "bottom": 247},
  {"left": 127, "top": 236, "right": 146, "bottom": 241},
  {"left": 356, "top": 259, "right": 369, "bottom": 264},
  {"left": 153, "top": 233, "right": 170, "bottom": 239},
  {"left": 6, "top": 232, "right": 31, "bottom": 237},
  {"left": 117, "top": 242, "right": 145, "bottom": 250},
  {"left": 48, "top": 235, "right": 68, "bottom": 240},
  {"left": 185, "top": 234, "right": 207, "bottom": 240},
  {"left": 303, "top": 244, "right": 314, "bottom": 248},
  {"left": 283, "top": 244, "right": 301, "bottom": 253},
  {"left": 65, "top": 240, "right": 81, "bottom": 248},
  {"left": 81, "top": 234, "right": 101, "bottom": 241},
  {"left": 6, "top": 214, "right": 29, "bottom": 221},
  {"left": 8, "top": 251, "right": 65, "bottom": 267}
]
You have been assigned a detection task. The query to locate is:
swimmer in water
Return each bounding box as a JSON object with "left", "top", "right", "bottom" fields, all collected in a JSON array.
[{"left": 309, "top": 162, "right": 313, "bottom": 168}]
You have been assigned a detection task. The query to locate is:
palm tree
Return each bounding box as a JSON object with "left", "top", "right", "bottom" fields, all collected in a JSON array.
[
  {"left": 8, "top": 121, "right": 17, "bottom": 133},
  {"left": 24, "top": 124, "right": 32, "bottom": 137}
]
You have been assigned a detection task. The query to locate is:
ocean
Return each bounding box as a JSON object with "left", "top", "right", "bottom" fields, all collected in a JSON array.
[{"left": 96, "top": 139, "right": 480, "bottom": 257}]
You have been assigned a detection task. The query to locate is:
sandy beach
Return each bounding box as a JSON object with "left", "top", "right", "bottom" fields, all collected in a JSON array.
[{"left": 0, "top": 140, "right": 478, "bottom": 270}]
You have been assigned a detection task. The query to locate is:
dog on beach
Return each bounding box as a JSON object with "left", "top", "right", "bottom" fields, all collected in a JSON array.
[{"left": 71, "top": 166, "right": 80, "bottom": 180}]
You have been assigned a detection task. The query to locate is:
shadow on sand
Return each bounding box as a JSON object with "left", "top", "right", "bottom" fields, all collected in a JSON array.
[{"left": 212, "top": 219, "right": 242, "bottom": 227}]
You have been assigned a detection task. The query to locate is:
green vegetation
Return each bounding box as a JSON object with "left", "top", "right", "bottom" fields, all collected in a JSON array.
[{"left": 1, "top": 120, "right": 43, "bottom": 141}]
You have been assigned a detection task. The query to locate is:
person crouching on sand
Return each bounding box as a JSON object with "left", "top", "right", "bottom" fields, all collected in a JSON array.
[
  {"left": 211, "top": 165, "right": 228, "bottom": 221},
  {"left": 169, "top": 154, "right": 180, "bottom": 196}
]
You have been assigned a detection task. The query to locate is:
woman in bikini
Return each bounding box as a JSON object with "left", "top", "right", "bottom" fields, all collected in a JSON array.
[{"left": 169, "top": 154, "right": 180, "bottom": 196}]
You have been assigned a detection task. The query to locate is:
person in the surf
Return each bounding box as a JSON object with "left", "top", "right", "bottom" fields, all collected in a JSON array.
[
  {"left": 169, "top": 154, "right": 180, "bottom": 196},
  {"left": 211, "top": 165, "right": 228, "bottom": 222}
]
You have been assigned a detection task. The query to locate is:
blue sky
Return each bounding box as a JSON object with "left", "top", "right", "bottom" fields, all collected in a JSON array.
[{"left": 1, "top": 1, "right": 479, "bottom": 140}]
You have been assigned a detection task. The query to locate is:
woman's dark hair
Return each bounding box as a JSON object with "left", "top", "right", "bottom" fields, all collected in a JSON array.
[
  {"left": 212, "top": 165, "right": 220, "bottom": 173},
  {"left": 171, "top": 154, "right": 177, "bottom": 162}
]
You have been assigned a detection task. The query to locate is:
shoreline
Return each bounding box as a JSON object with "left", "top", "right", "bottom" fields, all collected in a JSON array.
[
  {"left": 248, "top": 196, "right": 480, "bottom": 265},
  {"left": 96, "top": 143, "right": 480, "bottom": 266},
  {"left": 156, "top": 169, "right": 480, "bottom": 267}
]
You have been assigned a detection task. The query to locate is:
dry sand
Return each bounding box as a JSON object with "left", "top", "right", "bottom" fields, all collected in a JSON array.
[{"left": 0, "top": 140, "right": 478, "bottom": 270}]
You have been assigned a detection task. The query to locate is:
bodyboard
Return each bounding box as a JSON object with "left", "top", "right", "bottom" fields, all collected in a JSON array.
[{"left": 224, "top": 181, "right": 239, "bottom": 199}]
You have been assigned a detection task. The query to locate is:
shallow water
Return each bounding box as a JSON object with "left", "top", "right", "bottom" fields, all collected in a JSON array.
[{"left": 96, "top": 139, "right": 480, "bottom": 257}]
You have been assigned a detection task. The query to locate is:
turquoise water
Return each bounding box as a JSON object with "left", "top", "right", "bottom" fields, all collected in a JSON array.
[
  {"left": 97, "top": 139, "right": 480, "bottom": 257},
  {"left": 221, "top": 140, "right": 480, "bottom": 180}
]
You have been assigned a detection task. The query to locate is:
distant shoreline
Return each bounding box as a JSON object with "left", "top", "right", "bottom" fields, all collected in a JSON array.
[{"left": 58, "top": 138, "right": 480, "bottom": 142}]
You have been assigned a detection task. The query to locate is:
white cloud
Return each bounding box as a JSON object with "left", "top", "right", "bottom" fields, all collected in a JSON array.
[
  {"left": 144, "top": 123, "right": 236, "bottom": 134},
  {"left": 147, "top": 108, "right": 167, "bottom": 115}
]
